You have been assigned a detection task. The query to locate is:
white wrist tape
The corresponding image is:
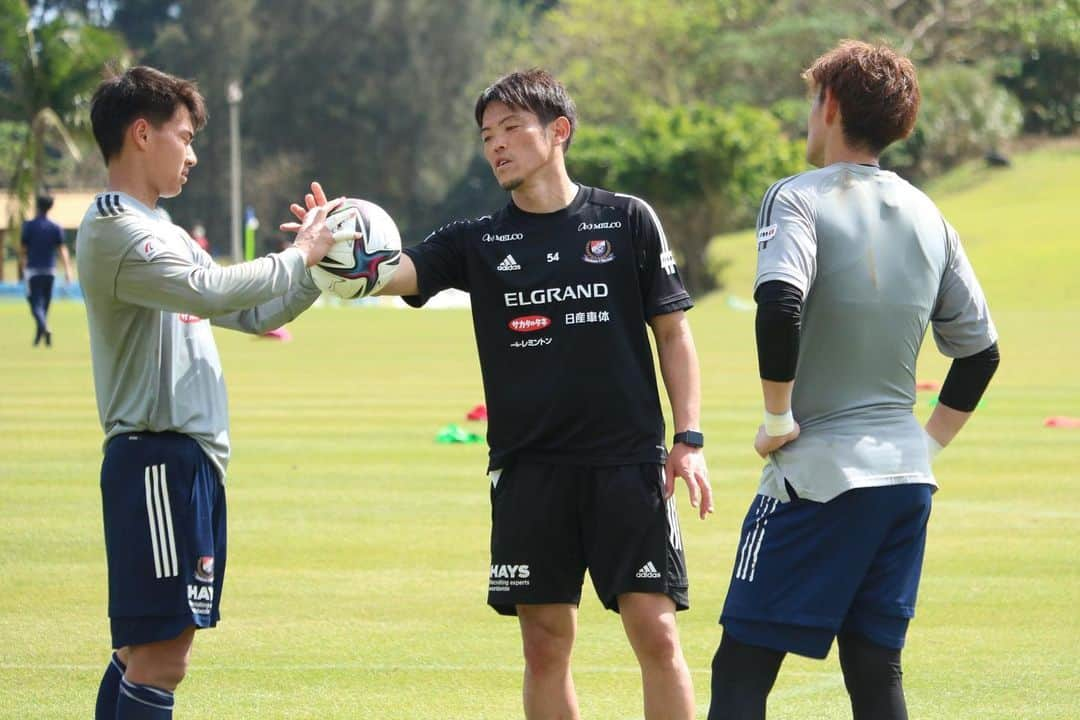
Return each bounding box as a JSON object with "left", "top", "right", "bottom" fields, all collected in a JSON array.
[
  {"left": 764, "top": 409, "right": 795, "bottom": 437},
  {"left": 924, "top": 429, "right": 944, "bottom": 461}
]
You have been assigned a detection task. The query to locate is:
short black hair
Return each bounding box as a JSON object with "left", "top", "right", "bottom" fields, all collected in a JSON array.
[
  {"left": 90, "top": 66, "right": 208, "bottom": 165},
  {"left": 475, "top": 68, "right": 577, "bottom": 151},
  {"left": 36, "top": 194, "right": 54, "bottom": 215}
]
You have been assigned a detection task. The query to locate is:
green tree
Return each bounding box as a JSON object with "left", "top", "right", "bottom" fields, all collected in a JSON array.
[
  {"left": 0, "top": 0, "right": 126, "bottom": 279},
  {"left": 702, "top": 8, "right": 890, "bottom": 107},
  {"left": 884, "top": 63, "right": 1024, "bottom": 179},
  {"left": 570, "top": 103, "right": 805, "bottom": 294},
  {"left": 26, "top": 0, "right": 176, "bottom": 48},
  {"left": 132, "top": 0, "right": 503, "bottom": 252},
  {"left": 992, "top": 0, "right": 1080, "bottom": 134},
  {"left": 502, "top": 0, "right": 733, "bottom": 125},
  {"left": 137, "top": 0, "right": 257, "bottom": 252},
  {"left": 485, "top": 0, "right": 846, "bottom": 293},
  {"left": 499, "top": 0, "right": 884, "bottom": 121},
  {"left": 242, "top": 0, "right": 502, "bottom": 245},
  {"left": 862, "top": 0, "right": 1079, "bottom": 63}
]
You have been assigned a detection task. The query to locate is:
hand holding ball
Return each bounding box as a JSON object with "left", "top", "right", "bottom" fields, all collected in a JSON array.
[{"left": 309, "top": 199, "right": 401, "bottom": 299}]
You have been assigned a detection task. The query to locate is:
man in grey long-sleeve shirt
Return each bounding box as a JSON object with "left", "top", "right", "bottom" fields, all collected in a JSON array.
[
  {"left": 79, "top": 190, "right": 320, "bottom": 479},
  {"left": 78, "top": 66, "right": 339, "bottom": 720}
]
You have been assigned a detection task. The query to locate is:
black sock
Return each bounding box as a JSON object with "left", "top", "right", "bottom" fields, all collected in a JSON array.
[
  {"left": 838, "top": 632, "right": 908, "bottom": 720},
  {"left": 116, "top": 677, "right": 174, "bottom": 719},
  {"left": 94, "top": 652, "right": 126, "bottom": 720},
  {"left": 708, "top": 631, "right": 786, "bottom": 720}
]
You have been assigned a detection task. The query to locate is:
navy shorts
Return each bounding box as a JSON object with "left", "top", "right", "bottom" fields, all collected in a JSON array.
[
  {"left": 720, "top": 483, "right": 932, "bottom": 659},
  {"left": 101, "top": 432, "right": 226, "bottom": 648},
  {"left": 488, "top": 461, "right": 688, "bottom": 616}
]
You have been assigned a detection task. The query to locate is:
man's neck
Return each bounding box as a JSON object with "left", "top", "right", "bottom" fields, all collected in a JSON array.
[
  {"left": 107, "top": 164, "right": 158, "bottom": 209},
  {"left": 823, "top": 142, "right": 879, "bottom": 167},
  {"left": 510, "top": 167, "right": 577, "bottom": 214}
]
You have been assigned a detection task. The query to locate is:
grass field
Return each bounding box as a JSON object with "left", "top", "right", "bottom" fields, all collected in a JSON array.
[{"left": 2, "top": 144, "right": 1078, "bottom": 718}]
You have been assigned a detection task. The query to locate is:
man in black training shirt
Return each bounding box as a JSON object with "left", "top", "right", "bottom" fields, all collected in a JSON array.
[{"left": 289, "top": 69, "right": 712, "bottom": 719}]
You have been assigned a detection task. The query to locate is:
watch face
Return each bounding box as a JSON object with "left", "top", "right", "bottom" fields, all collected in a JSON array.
[{"left": 676, "top": 431, "right": 704, "bottom": 448}]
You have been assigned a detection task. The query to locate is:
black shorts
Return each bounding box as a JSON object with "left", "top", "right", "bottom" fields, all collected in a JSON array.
[{"left": 487, "top": 460, "right": 688, "bottom": 616}]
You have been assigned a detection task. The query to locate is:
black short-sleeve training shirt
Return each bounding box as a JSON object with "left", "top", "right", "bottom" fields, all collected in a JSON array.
[{"left": 403, "top": 185, "right": 692, "bottom": 470}]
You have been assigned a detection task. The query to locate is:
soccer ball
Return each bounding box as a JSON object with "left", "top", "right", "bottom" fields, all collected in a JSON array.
[{"left": 310, "top": 199, "right": 402, "bottom": 299}]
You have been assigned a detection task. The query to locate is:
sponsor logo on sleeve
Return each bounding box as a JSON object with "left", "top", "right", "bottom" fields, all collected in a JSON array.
[
  {"left": 757, "top": 224, "right": 778, "bottom": 250},
  {"left": 135, "top": 239, "right": 161, "bottom": 262}
]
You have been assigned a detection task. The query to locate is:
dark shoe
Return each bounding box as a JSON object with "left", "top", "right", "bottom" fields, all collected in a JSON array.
[
  {"left": 33, "top": 328, "right": 43, "bottom": 346},
  {"left": 44, "top": 331, "right": 52, "bottom": 347}
]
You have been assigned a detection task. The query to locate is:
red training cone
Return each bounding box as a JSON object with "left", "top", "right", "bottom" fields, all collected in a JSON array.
[{"left": 1044, "top": 416, "right": 1080, "bottom": 428}]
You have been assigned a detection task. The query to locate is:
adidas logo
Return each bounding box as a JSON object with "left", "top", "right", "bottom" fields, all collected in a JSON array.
[
  {"left": 496, "top": 254, "right": 521, "bottom": 272},
  {"left": 635, "top": 561, "right": 662, "bottom": 579},
  {"left": 95, "top": 193, "right": 126, "bottom": 217}
]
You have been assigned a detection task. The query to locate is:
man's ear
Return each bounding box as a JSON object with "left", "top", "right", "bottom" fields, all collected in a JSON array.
[
  {"left": 823, "top": 87, "right": 841, "bottom": 126},
  {"left": 130, "top": 118, "right": 151, "bottom": 151},
  {"left": 550, "top": 116, "right": 572, "bottom": 147}
]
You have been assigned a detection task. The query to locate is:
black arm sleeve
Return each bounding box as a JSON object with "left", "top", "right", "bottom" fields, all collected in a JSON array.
[
  {"left": 754, "top": 280, "right": 804, "bottom": 382},
  {"left": 938, "top": 342, "right": 1000, "bottom": 412}
]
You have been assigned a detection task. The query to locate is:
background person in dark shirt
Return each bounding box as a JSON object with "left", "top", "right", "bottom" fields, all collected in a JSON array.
[
  {"left": 284, "top": 69, "right": 714, "bottom": 720},
  {"left": 19, "top": 193, "right": 74, "bottom": 347}
]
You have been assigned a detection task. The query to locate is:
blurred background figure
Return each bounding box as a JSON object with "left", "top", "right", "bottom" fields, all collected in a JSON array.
[
  {"left": 244, "top": 206, "right": 259, "bottom": 261},
  {"left": 19, "top": 193, "right": 73, "bottom": 347},
  {"left": 190, "top": 222, "right": 211, "bottom": 253}
]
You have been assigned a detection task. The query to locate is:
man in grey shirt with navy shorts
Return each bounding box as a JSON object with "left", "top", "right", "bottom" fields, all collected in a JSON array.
[
  {"left": 708, "top": 42, "right": 1000, "bottom": 720},
  {"left": 78, "top": 67, "right": 339, "bottom": 720}
]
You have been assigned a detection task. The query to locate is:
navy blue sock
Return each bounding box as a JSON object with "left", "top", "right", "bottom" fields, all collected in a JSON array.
[
  {"left": 94, "top": 652, "right": 126, "bottom": 720},
  {"left": 116, "top": 677, "right": 174, "bottom": 719}
]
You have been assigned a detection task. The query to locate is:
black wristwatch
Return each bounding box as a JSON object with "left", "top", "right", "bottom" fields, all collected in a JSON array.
[{"left": 673, "top": 430, "right": 705, "bottom": 448}]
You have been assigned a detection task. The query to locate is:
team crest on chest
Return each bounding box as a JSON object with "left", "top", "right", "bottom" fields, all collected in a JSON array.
[{"left": 583, "top": 239, "right": 614, "bottom": 264}]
